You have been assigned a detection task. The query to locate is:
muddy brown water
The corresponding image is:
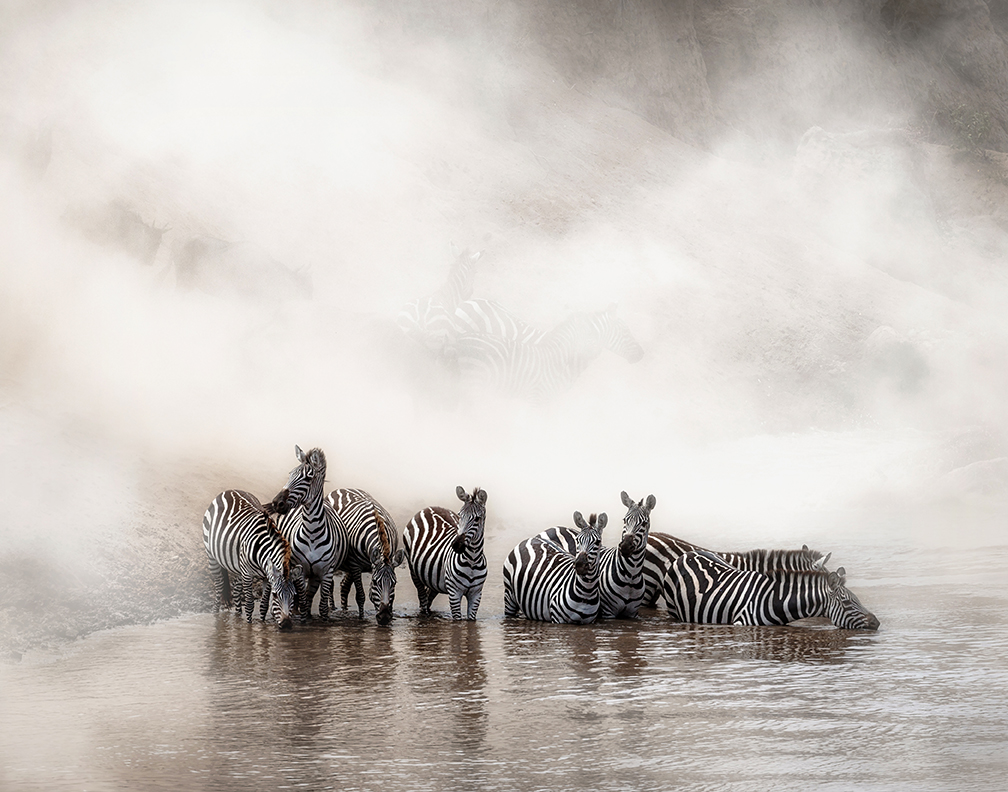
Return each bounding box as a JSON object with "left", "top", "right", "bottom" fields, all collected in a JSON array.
[{"left": 2, "top": 545, "right": 1006, "bottom": 791}]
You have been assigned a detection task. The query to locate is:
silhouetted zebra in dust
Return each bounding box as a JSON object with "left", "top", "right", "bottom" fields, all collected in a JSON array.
[
  {"left": 642, "top": 532, "right": 828, "bottom": 609},
  {"left": 662, "top": 550, "right": 879, "bottom": 629},
  {"left": 503, "top": 511, "right": 605, "bottom": 624},
  {"left": 326, "top": 488, "right": 404, "bottom": 626},
  {"left": 396, "top": 246, "right": 482, "bottom": 351},
  {"left": 202, "top": 489, "right": 300, "bottom": 629},
  {"left": 403, "top": 486, "right": 489, "bottom": 620},
  {"left": 539, "top": 492, "right": 656, "bottom": 619},
  {"left": 274, "top": 445, "right": 347, "bottom": 619}
]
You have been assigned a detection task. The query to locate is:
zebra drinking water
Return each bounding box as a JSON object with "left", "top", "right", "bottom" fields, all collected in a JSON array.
[
  {"left": 326, "top": 488, "right": 404, "bottom": 626},
  {"left": 538, "top": 492, "right": 656, "bottom": 619},
  {"left": 662, "top": 550, "right": 880, "bottom": 629},
  {"left": 202, "top": 489, "right": 300, "bottom": 629},
  {"left": 274, "top": 446, "right": 348, "bottom": 619},
  {"left": 642, "top": 532, "right": 828, "bottom": 608},
  {"left": 396, "top": 246, "right": 482, "bottom": 351},
  {"left": 503, "top": 512, "right": 605, "bottom": 624},
  {"left": 402, "top": 486, "right": 489, "bottom": 620}
]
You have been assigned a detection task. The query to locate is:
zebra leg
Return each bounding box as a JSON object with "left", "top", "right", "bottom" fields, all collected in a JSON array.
[
  {"left": 503, "top": 582, "right": 520, "bottom": 618},
  {"left": 319, "top": 573, "right": 334, "bottom": 620},
  {"left": 465, "top": 586, "right": 484, "bottom": 621},
  {"left": 302, "top": 577, "right": 321, "bottom": 619},
  {"left": 231, "top": 574, "right": 244, "bottom": 613},
  {"left": 410, "top": 568, "right": 432, "bottom": 616},
  {"left": 259, "top": 582, "right": 272, "bottom": 621},
  {"left": 207, "top": 557, "right": 227, "bottom": 611},
  {"left": 353, "top": 572, "right": 366, "bottom": 619},
  {"left": 448, "top": 584, "right": 463, "bottom": 620},
  {"left": 340, "top": 573, "right": 353, "bottom": 612},
  {"left": 243, "top": 575, "right": 255, "bottom": 623}
]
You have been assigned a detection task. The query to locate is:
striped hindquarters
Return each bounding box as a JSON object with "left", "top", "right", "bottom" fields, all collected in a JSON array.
[
  {"left": 663, "top": 551, "right": 779, "bottom": 626},
  {"left": 203, "top": 489, "right": 272, "bottom": 577},
  {"left": 403, "top": 506, "right": 459, "bottom": 596},
  {"left": 643, "top": 532, "right": 705, "bottom": 608}
]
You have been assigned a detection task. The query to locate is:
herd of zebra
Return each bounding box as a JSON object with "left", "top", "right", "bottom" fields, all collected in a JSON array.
[
  {"left": 395, "top": 247, "right": 644, "bottom": 399},
  {"left": 202, "top": 445, "right": 880, "bottom": 631}
]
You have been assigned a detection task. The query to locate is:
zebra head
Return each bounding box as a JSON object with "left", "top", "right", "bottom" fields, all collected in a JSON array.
[
  {"left": 452, "top": 486, "right": 488, "bottom": 554},
  {"left": 618, "top": 491, "right": 656, "bottom": 558},
  {"left": 823, "top": 567, "right": 880, "bottom": 630},
  {"left": 572, "top": 511, "right": 605, "bottom": 579},
  {"left": 368, "top": 510, "right": 405, "bottom": 626},
  {"left": 266, "top": 530, "right": 297, "bottom": 630},
  {"left": 282, "top": 445, "right": 326, "bottom": 512}
]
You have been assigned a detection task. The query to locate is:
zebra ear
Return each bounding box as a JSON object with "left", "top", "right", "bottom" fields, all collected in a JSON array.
[
  {"left": 621, "top": 491, "right": 633, "bottom": 508},
  {"left": 476, "top": 488, "right": 487, "bottom": 505},
  {"left": 456, "top": 485, "right": 468, "bottom": 503},
  {"left": 393, "top": 549, "right": 406, "bottom": 568},
  {"left": 836, "top": 566, "right": 846, "bottom": 585},
  {"left": 802, "top": 544, "right": 809, "bottom": 551},
  {"left": 645, "top": 494, "right": 656, "bottom": 512},
  {"left": 814, "top": 552, "right": 832, "bottom": 570},
  {"left": 597, "top": 512, "right": 608, "bottom": 531},
  {"left": 295, "top": 445, "right": 306, "bottom": 463},
  {"left": 573, "top": 511, "right": 587, "bottom": 530}
]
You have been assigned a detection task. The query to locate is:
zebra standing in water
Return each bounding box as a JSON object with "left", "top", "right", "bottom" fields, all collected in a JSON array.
[
  {"left": 503, "top": 512, "right": 605, "bottom": 624},
  {"left": 451, "top": 307, "right": 643, "bottom": 399},
  {"left": 403, "top": 486, "right": 489, "bottom": 620},
  {"left": 539, "top": 492, "right": 656, "bottom": 619},
  {"left": 327, "top": 488, "right": 404, "bottom": 626},
  {"left": 642, "top": 532, "right": 828, "bottom": 608},
  {"left": 202, "top": 489, "right": 300, "bottom": 629},
  {"left": 662, "top": 550, "right": 880, "bottom": 629},
  {"left": 274, "top": 445, "right": 348, "bottom": 619}
]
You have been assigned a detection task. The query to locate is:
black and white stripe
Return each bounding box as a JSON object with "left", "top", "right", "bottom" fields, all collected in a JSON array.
[
  {"left": 662, "top": 550, "right": 879, "bottom": 629},
  {"left": 396, "top": 247, "right": 482, "bottom": 349},
  {"left": 643, "top": 533, "right": 827, "bottom": 608},
  {"left": 450, "top": 298, "right": 544, "bottom": 344},
  {"left": 327, "top": 488, "right": 404, "bottom": 626},
  {"left": 503, "top": 511, "right": 605, "bottom": 624},
  {"left": 451, "top": 308, "right": 643, "bottom": 399},
  {"left": 202, "top": 489, "right": 299, "bottom": 629},
  {"left": 274, "top": 445, "right": 348, "bottom": 619},
  {"left": 538, "top": 492, "right": 656, "bottom": 619},
  {"left": 402, "top": 486, "right": 489, "bottom": 620}
]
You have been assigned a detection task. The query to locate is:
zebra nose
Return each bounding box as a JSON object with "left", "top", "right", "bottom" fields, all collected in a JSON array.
[
  {"left": 375, "top": 606, "right": 393, "bottom": 626},
  {"left": 865, "top": 613, "right": 880, "bottom": 631},
  {"left": 278, "top": 616, "right": 293, "bottom": 631}
]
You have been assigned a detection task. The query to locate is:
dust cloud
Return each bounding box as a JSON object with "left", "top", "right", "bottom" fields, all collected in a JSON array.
[{"left": 1, "top": 1, "right": 1006, "bottom": 647}]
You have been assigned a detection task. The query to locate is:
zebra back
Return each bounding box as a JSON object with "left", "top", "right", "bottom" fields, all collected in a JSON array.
[
  {"left": 452, "top": 298, "right": 544, "bottom": 344},
  {"left": 504, "top": 512, "right": 604, "bottom": 624},
  {"left": 663, "top": 550, "right": 779, "bottom": 626}
]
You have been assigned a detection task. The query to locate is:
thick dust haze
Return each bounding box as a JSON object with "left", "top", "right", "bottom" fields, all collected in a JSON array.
[{"left": 1, "top": 1, "right": 1007, "bottom": 648}]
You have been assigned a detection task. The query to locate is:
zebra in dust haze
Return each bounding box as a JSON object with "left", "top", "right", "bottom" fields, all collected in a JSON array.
[
  {"left": 403, "top": 486, "right": 489, "bottom": 620},
  {"left": 450, "top": 297, "right": 545, "bottom": 344},
  {"left": 326, "top": 488, "right": 405, "bottom": 626},
  {"left": 274, "top": 445, "right": 348, "bottom": 619},
  {"left": 503, "top": 511, "right": 605, "bottom": 624},
  {"left": 662, "top": 550, "right": 880, "bottom": 629},
  {"left": 396, "top": 246, "right": 482, "bottom": 351},
  {"left": 538, "top": 492, "right": 656, "bottom": 619},
  {"left": 642, "top": 532, "right": 828, "bottom": 609},
  {"left": 202, "top": 489, "right": 300, "bottom": 629},
  {"left": 451, "top": 306, "right": 643, "bottom": 399}
]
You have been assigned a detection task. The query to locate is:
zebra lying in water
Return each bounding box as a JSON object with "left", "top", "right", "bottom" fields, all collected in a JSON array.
[
  {"left": 663, "top": 550, "right": 880, "bottom": 630},
  {"left": 643, "top": 532, "right": 828, "bottom": 609},
  {"left": 537, "top": 492, "right": 656, "bottom": 619},
  {"left": 403, "top": 486, "right": 489, "bottom": 620},
  {"left": 503, "top": 512, "right": 605, "bottom": 624},
  {"left": 202, "top": 488, "right": 302, "bottom": 629}
]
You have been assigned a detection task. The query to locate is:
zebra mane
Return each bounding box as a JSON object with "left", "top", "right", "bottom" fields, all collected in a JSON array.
[
  {"left": 262, "top": 509, "right": 293, "bottom": 576},
  {"left": 376, "top": 509, "right": 392, "bottom": 561}
]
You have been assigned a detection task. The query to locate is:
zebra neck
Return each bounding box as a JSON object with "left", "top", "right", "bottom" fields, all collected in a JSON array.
[{"left": 772, "top": 574, "right": 829, "bottom": 620}]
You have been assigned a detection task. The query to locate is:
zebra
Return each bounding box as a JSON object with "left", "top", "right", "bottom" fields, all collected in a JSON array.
[
  {"left": 273, "top": 445, "right": 348, "bottom": 619},
  {"left": 450, "top": 307, "right": 643, "bottom": 399},
  {"left": 326, "top": 488, "right": 405, "bottom": 626},
  {"left": 451, "top": 298, "right": 544, "bottom": 344},
  {"left": 503, "top": 511, "right": 605, "bottom": 624},
  {"left": 202, "top": 489, "right": 300, "bottom": 629},
  {"left": 662, "top": 550, "right": 880, "bottom": 629},
  {"left": 538, "top": 491, "right": 656, "bottom": 619},
  {"left": 642, "top": 532, "right": 828, "bottom": 608},
  {"left": 396, "top": 246, "right": 482, "bottom": 351},
  {"left": 402, "top": 486, "right": 489, "bottom": 620}
]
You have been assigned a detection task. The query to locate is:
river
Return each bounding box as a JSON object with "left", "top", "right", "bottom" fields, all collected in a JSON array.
[{"left": 2, "top": 544, "right": 1006, "bottom": 792}]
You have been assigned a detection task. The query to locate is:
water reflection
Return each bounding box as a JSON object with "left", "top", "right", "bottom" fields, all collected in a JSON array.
[{"left": 664, "top": 621, "right": 861, "bottom": 664}]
